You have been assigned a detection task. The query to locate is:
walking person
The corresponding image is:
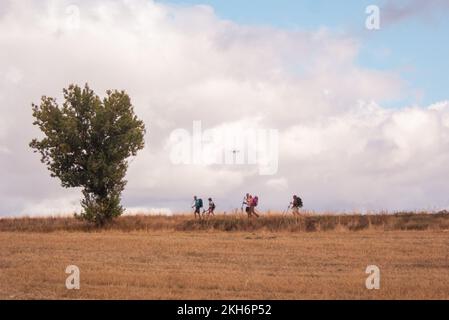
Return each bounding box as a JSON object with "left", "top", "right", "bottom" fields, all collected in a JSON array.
[
  {"left": 290, "top": 195, "right": 303, "bottom": 216},
  {"left": 191, "top": 196, "right": 203, "bottom": 219},
  {"left": 249, "top": 195, "right": 260, "bottom": 218},
  {"left": 205, "top": 198, "right": 216, "bottom": 217},
  {"left": 243, "top": 193, "right": 253, "bottom": 218}
]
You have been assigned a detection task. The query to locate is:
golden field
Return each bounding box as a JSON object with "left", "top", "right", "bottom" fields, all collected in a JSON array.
[{"left": 1, "top": 212, "right": 449, "bottom": 299}]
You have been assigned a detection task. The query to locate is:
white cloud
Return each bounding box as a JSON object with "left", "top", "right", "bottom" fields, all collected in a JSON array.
[
  {"left": 0, "top": 0, "right": 448, "bottom": 215},
  {"left": 280, "top": 100, "right": 449, "bottom": 211},
  {"left": 123, "top": 207, "right": 173, "bottom": 216},
  {"left": 19, "top": 194, "right": 82, "bottom": 217},
  {"left": 266, "top": 178, "right": 289, "bottom": 191}
]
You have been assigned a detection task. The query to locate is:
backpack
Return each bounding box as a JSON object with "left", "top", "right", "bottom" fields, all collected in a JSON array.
[
  {"left": 294, "top": 197, "right": 303, "bottom": 208},
  {"left": 252, "top": 196, "right": 259, "bottom": 207},
  {"left": 210, "top": 202, "right": 215, "bottom": 210},
  {"left": 198, "top": 198, "right": 203, "bottom": 208}
]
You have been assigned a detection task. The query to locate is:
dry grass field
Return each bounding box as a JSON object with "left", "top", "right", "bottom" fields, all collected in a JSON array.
[{"left": 1, "top": 213, "right": 449, "bottom": 299}]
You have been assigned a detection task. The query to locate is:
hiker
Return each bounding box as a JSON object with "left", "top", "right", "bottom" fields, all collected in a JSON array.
[
  {"left": 290, "top": 195, "right": 303, "bottom": 216},
  {"left": 191, "top": 196, "right": 203, "bottom": 219},
  {"left": 204, "top": 198, "right": 216, "bottom": 217},
  {"left": 249, "top": 195, "right": 260, "bottom": 218},
  {"left": 243, "top": 193, "right": 252, "bottom": 217}
]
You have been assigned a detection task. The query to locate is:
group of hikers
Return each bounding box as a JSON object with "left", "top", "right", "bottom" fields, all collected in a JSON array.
[
  {"left": 191, "top": 194, "right": 303, "bottom": 218},
  {"left": 192, "top": 196, "right": 216, "bottom": 218}
]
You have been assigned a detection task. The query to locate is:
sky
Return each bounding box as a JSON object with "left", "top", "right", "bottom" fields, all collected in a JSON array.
[
  {"left": 159, "top": 0, "right": 449, "bottom": 107},
  {"left": 0, "top": 0, "right": 448, "bottom": 216}
]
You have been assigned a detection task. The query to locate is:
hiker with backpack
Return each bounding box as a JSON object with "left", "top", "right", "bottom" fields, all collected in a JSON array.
[
  {"left": 242, "top": 193, "right": 252, "bottom": 217},
  {"left": 249, "top": 195, "right": 260, "bottom": 218},
  {"left": 192, "top": 196, "right": 203, "bottom": 219},
  {"left": 204, "top": 198, "right": 216, "bottom": 217},
  {"left": 290, "top": 195, "right": 303, "bottom": 216}
]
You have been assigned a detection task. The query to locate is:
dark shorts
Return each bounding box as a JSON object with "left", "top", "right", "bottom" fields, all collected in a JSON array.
[{"left": 194, "top": 207, "right": 201, "bottom": 214}]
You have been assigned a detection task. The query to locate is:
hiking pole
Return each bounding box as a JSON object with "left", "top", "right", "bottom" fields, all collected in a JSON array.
[
  {"left": 240, "top": 196, "right": 246, "bottom": 213},
  {"left": 283, "top": 205, "right": 291, "bottom": 216}
]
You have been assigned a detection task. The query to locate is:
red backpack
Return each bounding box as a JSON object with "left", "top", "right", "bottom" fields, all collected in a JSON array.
[{"left": 252, "top": 196, "right": 259, "bottom": 207}]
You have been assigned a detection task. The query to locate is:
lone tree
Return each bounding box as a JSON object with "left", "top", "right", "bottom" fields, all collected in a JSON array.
[{"left": 30, "top": 84, "right": 146, "bottom": 226}]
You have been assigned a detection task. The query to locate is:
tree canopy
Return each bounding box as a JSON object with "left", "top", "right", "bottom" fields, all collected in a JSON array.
[{"left": 30, "top": 84, "right": 146, "bottom": 226}]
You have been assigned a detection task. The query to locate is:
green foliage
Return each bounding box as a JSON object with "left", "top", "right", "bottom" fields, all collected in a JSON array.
[{"left": 30, "top": 84, "right": 146, "bottom": 226}]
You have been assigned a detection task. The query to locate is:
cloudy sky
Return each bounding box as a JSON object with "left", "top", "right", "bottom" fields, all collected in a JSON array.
[{"left": 0, "top": 0, "right": 448, "bottom": 216}]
